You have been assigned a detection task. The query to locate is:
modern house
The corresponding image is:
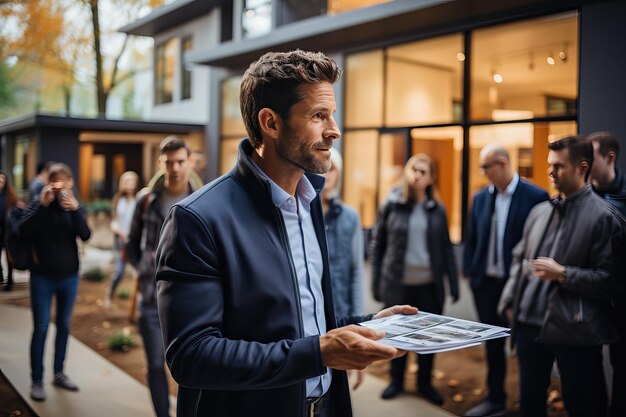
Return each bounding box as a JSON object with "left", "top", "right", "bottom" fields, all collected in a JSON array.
[{"left": 120, "top": 0, "right": 626, "bottom": 240}]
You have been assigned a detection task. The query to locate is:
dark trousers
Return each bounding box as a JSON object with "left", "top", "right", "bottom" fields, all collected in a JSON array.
[
  {"left": 610, "top": 302, "right": 626, "bottom": 417},
  {"left": 387, "top": 284, "right": 442, "bottom": 389},
  {"left": 516, "top": 323, "right": 607, "bottom": 417},
  {"left": 471, "top": 276, "right": 507, "bottom": 404},
  {"left": 29, "top": 273, "right": 78, "bottom": 383},
  {"left": 139, "top": 304, "right": 171, "bottom": 417}
]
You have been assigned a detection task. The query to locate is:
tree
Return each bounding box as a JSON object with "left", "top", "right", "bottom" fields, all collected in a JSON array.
[{"left": 0, "top": 60, "right": 16, "bottom": 111}]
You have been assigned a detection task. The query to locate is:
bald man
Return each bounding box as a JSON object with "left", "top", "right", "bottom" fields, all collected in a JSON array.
[{"left": 463, "top": 144, "right": 548, "bottom": 417}]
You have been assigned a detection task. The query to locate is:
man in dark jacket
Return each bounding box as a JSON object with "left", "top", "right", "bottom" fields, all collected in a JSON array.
[
  {"left": 498, "top": 135, "right": 624, "bottom": 417},
  {"left": 155, "top": 50, "right": 415, "bottom": 417},
  {"left": 126, "top": 136, "right": 200, "bottom": 417},
  {"left": 463, "top": 144, "right": 548, "bottom": 417},
  {"left": 587, "top": 131, "right": 626, "bottom": 417}
]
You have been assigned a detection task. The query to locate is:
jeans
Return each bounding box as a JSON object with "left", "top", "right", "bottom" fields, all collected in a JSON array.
[
  {"left": 516, "top": 323, "right": 607, "bottom": 417},
  {"left": 139, "top": 304, "right": 170, "bottom": 417},
  {"left": 29, "top": 272, "right": 78, "bottom": 383},
  {"left": 108, "top": 237, "right": 127, "bottom": 298}
]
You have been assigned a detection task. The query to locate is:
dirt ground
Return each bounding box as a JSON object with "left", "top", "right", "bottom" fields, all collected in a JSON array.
[{"left": 2, "top": 273, "right": 569, "bottom": 417}]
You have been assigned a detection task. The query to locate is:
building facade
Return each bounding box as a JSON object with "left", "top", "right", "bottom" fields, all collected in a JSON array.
[{"left": 122, "top": 0, "right": 626, "bottom": 240}]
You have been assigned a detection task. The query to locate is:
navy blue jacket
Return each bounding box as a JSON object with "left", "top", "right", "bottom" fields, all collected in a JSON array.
[
  {"left": 463, "top": 178, "right": 548, "bottom": 287},
  {"left": 155, "top": 139, "right": 369, "bottom": 417}
]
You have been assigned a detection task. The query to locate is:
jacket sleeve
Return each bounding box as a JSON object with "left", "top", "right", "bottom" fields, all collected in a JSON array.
[
  {"left": 440, "top": 206, "right": 459, "bottom": 300},
  {"left": 560, "top": 213, "right": 622, "bottom": 300},
  {"left": 499, "top": 238, "right": 525, "bottom": 318},
  {"left": 370, "top": 203, "right": 389, "bottom": 302},
  {"left": 71, "top": 206, "right": 91, "bottom": 241},
  {"left": 156, "top": 205, "right": 326, "bottom": 390},
  {"left": 125, "top": 194, "right": 146, "bottom": 269},
  {"left": 349, "top": 214, "right": 364, "bottom": 316},
  {"left": 17, "top": 200, "right": 45, "bottom": 238}
]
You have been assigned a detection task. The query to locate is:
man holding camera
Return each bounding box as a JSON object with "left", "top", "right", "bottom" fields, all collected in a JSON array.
[{"left": 18, "top": 163, "right": 91, "bottom": 402}]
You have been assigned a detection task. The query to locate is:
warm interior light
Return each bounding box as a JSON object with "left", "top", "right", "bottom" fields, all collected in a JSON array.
[
  {"left": 245, "top": 9, "right": 256, "bottom": 17},
  {"left": 559, "top": 51, "right": 567, "bottom": 62},
  {"left": 456, "top": 52, "right": 465, "bottom": 62},
  {"left": 547, "top": 55, "right": 555, "bottom": 65},
  {"left": 493, "top": 73, "right": 503, "bottom": 83}
]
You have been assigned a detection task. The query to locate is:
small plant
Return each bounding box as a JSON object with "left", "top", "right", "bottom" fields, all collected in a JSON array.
[
  {"left": 116, "top": 289, "right": 131, "bottom": 299},
  {"left": 107, "top": 332, "right": 136, "bottom": 352},
  {"left": 84, "top": 199, "right": 112, "bottom": 215},
  {"left": 82, "top": 267, "right": 105, "bottom": 282}
]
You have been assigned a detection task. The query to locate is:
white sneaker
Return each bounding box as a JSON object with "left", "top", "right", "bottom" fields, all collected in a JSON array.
[{"left": 31, "top": 381, "right": 46, "bottom": 401}]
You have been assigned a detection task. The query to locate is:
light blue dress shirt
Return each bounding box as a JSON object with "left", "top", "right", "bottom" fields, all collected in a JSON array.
[
  {"left": 486, "top": 173, "right": 519, "bottom": 278},
  {"left": 248, "top": 156, "right": 332, "bottom": 397}
]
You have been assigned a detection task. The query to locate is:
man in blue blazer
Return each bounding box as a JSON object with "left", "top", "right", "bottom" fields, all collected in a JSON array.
[{"left": 463, "top": 144, "right": 549, "bottom": 417}]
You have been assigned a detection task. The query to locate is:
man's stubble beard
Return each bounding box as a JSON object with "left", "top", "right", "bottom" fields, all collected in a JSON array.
[{"left": 276, "top": 129, "right": 331, "bottom": 174}]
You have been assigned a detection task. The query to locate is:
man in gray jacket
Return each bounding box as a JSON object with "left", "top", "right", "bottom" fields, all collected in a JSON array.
[{"left": 498, "top": 135, "right": 624, "bottom": 417}]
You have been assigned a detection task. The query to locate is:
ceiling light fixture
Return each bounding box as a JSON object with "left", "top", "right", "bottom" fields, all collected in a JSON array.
[
  {"left": 492, "top": 71, "right": 503, "bottom": 84},
  {"left": 547, "top": 54, "right": 555, "bottom": 65},
  {"left": 456, "top": 52, "right": 465, "bottom": 62}
]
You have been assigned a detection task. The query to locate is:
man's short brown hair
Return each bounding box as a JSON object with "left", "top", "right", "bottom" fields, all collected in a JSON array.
[
  {"left": 548, "top": 135, "right": 593, "bottom": 181},
  {"left": 160, "top": 135, "right": 190, "bottom": 156},
  {"left": 240, "top": 50, "right": 341, "bottom": 148},
  {"left": 47, "top": 163, "right": 73, "bottom": 180},
  {"left": 588, "top": 131, "right": 620, "bottom": 158}
]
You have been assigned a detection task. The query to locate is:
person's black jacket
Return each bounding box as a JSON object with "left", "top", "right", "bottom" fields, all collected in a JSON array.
[
  {"left": 371, "top": 198, "right": 459, "bottom": 308},
  {"left": 18, "top": 199, "right": 91, "bottom": 277},
  {"left": 155, "top": 139, "right": 370, "bottom": 417}
]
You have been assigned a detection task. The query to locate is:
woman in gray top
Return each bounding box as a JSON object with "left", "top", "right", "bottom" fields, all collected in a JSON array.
[{"left": 371, "top": 153, "right": 459, "bottom": 405}]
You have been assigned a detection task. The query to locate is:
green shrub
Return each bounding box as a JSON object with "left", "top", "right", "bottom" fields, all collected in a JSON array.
[
  {"left": 82, "top": 268, "right": 105, "bottom": 282},
  {"left": 107, "top": 332, "right": 136, "bottom": 352},
  {"left": 84, "top": 199, "right": 112, "bottom": 214},
  {"left": 116, "top": 289, "right": 131, "bottom": 299}
]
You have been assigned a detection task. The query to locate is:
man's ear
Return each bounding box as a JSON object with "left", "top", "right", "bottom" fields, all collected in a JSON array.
[
  {"left": 607, "top": 150, "right": 617, "bottom": 165},
  {"left": 258, "top": 108, "right": 281, "bottom": 140},
  {"left": 579, "top": 160, "right": 590, "bottom": 177}
]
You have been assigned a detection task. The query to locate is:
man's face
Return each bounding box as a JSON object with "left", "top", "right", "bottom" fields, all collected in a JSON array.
[
  {"left": 478, "top": 152, "right": 506, "bottom": 185},
  {"left": 589, "top": 141, "right": 612, "bottom": 187},
  {"left": 161, "top": 147, "right": 189, "bottom": 186},
  {"left": 276, "top": 82, "right": 341, "bottom": 174},
  {"left": 547, "top": 148, "right": 584, "bottom": 195}
]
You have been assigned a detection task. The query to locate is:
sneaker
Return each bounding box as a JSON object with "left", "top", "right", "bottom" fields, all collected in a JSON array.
[
  {"left": 53, "top": 373, "right": 79, "bottom": 391},
  {"left": 30, "top": 381, "right": 46, "bottom": 401},
  {"left": 418, "top": 385, "right": 444, "bottom": 405},
  {"left": 464, "top": 399, "right": 506, "bottom": 417},
  {"left": 103, "top": 295, "right": 111, "bottom": 308},
  {"left": 381, "top": 382, "right": 403, "bottom": 399}
]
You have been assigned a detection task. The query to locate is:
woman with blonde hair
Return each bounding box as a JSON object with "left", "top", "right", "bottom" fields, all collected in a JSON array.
[
  {"left": 106, "top": 171, "right": 139, "bottom": 306},
  {"left": 371, "top": 153, "right": 459, "bottom": 404}
]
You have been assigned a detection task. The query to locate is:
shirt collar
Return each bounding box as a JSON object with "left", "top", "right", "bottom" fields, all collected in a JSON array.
[
  {"left": 489, "top": 173, "right": 520, "bottom": 196},
  {"left": 247, "top": 151, "right": 316, "bottom": 214}
]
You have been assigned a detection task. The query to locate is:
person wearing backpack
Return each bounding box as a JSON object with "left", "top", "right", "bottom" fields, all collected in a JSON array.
[
  {"left": 18, "top": 163, "right": 91, "bottom": 402},
  {"left": 0, "top": 171, "right": 18, "bottom": 291}
]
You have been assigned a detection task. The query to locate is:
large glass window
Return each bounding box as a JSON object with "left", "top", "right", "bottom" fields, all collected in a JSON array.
[
  {"left": 342, "top": 12, "right": 578, "bottom": 241},
  {"left": 242, "top": 0, "right": 272, "bottom": 39},
  {"left": 155, "top": 38, "right": 176, "bottom": 104},
  {"left": 386, "top": 34, "right": 464, "bottom": 126},
  {"left": 471, "top": 13, "right": 578, "bottom": 121},
  {"left": 181, "top": 36, "right": 192, "bottom": 100},
  {"left": 220, "top": 75, "right": 246, "bottom": 173}
]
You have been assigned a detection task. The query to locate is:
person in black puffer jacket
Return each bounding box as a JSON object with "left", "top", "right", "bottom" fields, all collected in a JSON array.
[{"left": 371, "top": 153, "right": 459, "bottom": 405}]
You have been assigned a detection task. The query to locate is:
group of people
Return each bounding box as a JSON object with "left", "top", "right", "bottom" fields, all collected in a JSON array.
[
  {"left": 462, "top": 133, "right": 625, "bottom": 417},
  {"left": 8, "top": 48, "right": 625, "bottom": 417}
]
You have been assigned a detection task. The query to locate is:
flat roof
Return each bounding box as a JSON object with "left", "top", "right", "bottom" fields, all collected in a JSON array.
[
  {"left": 188, "top": 0, "right": 579, "bottom": 68},
  {"left": 119, "top": 0, "right": 223, "bottom": 37},
  {"left": 0, "top": 114, "right": 204, "bottom": 135}
]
